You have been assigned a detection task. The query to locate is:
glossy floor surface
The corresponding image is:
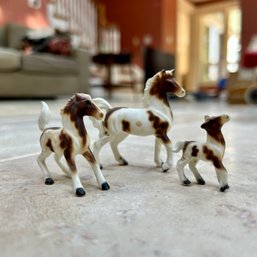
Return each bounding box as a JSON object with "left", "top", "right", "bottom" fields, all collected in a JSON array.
[{"left": 0, "top": 93, "right": 257, "bottom": 257}]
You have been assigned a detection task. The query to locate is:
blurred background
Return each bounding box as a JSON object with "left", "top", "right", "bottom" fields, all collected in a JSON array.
[{"left": 0, "top": 0, "right": 257, "bottom": 103}]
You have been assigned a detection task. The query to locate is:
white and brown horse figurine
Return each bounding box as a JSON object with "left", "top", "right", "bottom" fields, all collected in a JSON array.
[
  {"left": 37, "top": 93, "right": 110, "bottom": 197},
  {"left": 173, "top": 114, "right": 230, "bottom": 192},
  {"left": 91, "top": 69, "right": 186, "bottom": 172}
]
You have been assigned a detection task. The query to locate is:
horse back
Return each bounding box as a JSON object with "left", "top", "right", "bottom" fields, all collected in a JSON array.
[{"left": 104, "top": 107, "right": 171, "bottom": 136}]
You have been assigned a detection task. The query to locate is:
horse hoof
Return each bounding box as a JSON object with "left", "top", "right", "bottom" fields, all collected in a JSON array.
[
  {"left": 119, "top": 158, "right": 128, "bottom": 166},
  {"left": 197, "top": 178, "right": 205, "bottom": 185},
  {"left": 182, "top": 179, "right": 191, "bottom": 186},
  {"left": 161, "top": 163, "right": 170, "bottom": 172},
  {"left": 101, "top": 182, "right": 110, "bottom": 190},
  {"left": 220, "top": 185, "right": 229, "bottom": 192},
  {"left": 76, "top": 188, "right": 86, "bottom": 197},
  {"left": 45, "top": 178, "right": 54, "bottom": 185}
]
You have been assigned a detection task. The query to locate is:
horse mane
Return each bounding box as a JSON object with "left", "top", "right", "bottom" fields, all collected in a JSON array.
[
  {"left": 60, "top": 95, "right": 76, "bottom": 115},
  {"left": 143, "top": 71, "right": 163, "bottom": 106},
  {"left": 143, "top": 69, "right": 175, "bottom": 107},
  {"left": 60, "top": 93, "right": 89, "bottom": 115}
]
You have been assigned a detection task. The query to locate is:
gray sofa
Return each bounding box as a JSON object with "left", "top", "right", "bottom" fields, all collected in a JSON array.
[{"left": 0, "top": 23, "right": 90, "bottom": 98}]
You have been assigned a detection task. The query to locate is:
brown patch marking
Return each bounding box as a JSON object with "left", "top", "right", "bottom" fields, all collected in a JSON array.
[
  {"left": 136, "top": 121, "right": 142, "bottom": 127},
  {"left": 46, "top": 139, "right": 54, "bottom": 152},
  {"left": 147, "top": 111, "right": 170, "bottom": 144},
  {"left": 83, "top": 149, "right": 96, "bottom": 164},
  {"left": 59, "top": 131, "right": 76, "bottom": 172},
  {"left": 191, "top": 145, "right": 199, "bottom": 157},
  {"left": 203, "top": 145, "right": 223, "bottom": 169},
  {"left": 122, "top": 120, "right": 130, "bottom": 133}
]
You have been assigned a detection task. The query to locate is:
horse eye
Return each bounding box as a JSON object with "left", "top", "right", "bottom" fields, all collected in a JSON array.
[{"left": 85, "top": 100, "right": 91, "bottom": 105}]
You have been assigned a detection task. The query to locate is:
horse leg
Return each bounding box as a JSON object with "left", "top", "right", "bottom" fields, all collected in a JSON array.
[
  {"left": 64, "top": 151, "right": 85, "bottom": 197},
  {"left": 154, "top": 138, "right": 163, "bottom": 167},
  {"left": 176, "top": 158, "right": 191, "bottom": 185},
  {"left": 54, "top": 154, "right": 71, "bottom": 178},
  {"left": 214, "top": 161, "right": 229, "bottom": 192},
  {"left": 83, "top": 148, "right": 110, "bottom": 190},
  {"left": 93, "top": 134, "right": 115, "bottom": 168},
  {"left": 37, "top": 150, "right": 54, "bottom": 185},
  {"left": 110, "top": 132, "right": 129, "bottom": 165},
  {"left": 157, "top": 135, "right": 172, "bottom": 172},
  {"left": 188, "top": 159, "right": 205, "bottom": 185}
]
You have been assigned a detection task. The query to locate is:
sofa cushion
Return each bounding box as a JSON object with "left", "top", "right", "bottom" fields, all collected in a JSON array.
[
  {"left": 6, "top": 23, "right": 27, "bottom": 49},
  {"left": 22, "top": 53, "right": 77, "bottom": 74},
  {"left": 0, "top": 47, "right": 21, "bottom": 71},
  {"left": 0, "top": 26, "right": 7, "bottom": 47}
]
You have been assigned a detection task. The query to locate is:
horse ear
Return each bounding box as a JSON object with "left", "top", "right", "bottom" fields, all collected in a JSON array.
[
  {"left": 75, "top": 93, "right": 83, "bottom": 101},
  {"left": 204, "top": 115, "right": 210, "bottom": 121}
]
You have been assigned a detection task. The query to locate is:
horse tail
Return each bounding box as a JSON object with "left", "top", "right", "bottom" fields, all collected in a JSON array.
[
  {"left": 172, "top": 141, "right": 185, "bottom": 153},
  {"left": 38, "top": 101, "right": 51, "bottom": 132},
  {"left": 92, "top": 97, "right": 112, "bottom": 111},
  {"left": 90, "top": 98, "right": 111, "bottom": 137}
]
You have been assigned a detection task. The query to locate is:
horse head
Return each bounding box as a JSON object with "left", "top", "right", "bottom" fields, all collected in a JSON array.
[
  {"left": 201, "top": 114, "right": 230, "bottom": 131},
  {"left": 146, "top": 70, "right": 186, "bottom": 100},
  {"left": 159, "top": 69, "right": 186, "bottom": 97},
  {"left": 63, "top": 93, "right": 104, "bottom": 120}
]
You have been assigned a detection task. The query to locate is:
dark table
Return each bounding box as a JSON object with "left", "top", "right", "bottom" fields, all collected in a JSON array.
[{"left": 91, "top": 53, "right": 135, "bottom": 98}]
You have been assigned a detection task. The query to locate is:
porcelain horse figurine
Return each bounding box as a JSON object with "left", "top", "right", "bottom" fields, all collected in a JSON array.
[
  {"left": 37, "top": 93, "right": 110, "bottom": 197},
  {"left": 173, "top": 114, "right": 230, "bottom": 192},
  {"left": 91, "top": 69, "right": 186, "bottom": 172}
]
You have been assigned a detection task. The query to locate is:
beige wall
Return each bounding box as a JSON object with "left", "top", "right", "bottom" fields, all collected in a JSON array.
[
  {"left": 177, "top": 0, "right": 239, "bottom": 92},
  {"left": 176, "top": 0, "right": 195, "bottom": 90}
]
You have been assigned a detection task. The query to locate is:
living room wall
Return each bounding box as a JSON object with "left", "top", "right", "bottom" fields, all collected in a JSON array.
[
  {"left": 241, "top": 0, "right": 257, "bottom": 56},
  {"left": 0, "top": 0, "right": 48, "bottom": 28},
  {"left": 100, "top": 0, "right": 177, "bottom": 66}
]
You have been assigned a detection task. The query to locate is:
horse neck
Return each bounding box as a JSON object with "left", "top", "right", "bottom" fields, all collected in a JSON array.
[
  {"left": 143, "top": 91, "right": 172, "bottom": 119},
  {"left": 61, "top": 113, "right": 86, "bottom": 137},
  {"left": 206, "top": 130, "right": 225, "bottom": 155}
]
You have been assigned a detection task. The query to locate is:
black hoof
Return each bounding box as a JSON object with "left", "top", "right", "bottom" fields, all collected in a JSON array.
[
  {"left": 45, "top": 177, "right": 54, "bottom": 185},
  {"left": 161, "top": 163, "right": 170, "bottom": 173},
  {"left": 101, "top": 182, "right": 110, "bottom": 190},
  {"left": 182, "top": 179, "right": 191, "bottom": 186},
  {"left": 118, "top": 156, "right": 128, "bottom": 166},
  {"left": 220, "top": 185, "right": 229, "bottom": 192},
  {"left": 76, "top": 187, "right": 86, "bottom": 197},
  {"left": 197, "top": 178, "right": 205, "bottom": 185},
  {"left": 120, "top": 159, "right": 128, "bottom": 166},
  {"left": 100, "top": 164, "right": 103, "bottom": 170}
]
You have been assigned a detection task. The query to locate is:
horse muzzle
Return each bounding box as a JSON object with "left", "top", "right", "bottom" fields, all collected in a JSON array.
[{"left": 177, "top": 89, "right": 186, "bottom": 97}]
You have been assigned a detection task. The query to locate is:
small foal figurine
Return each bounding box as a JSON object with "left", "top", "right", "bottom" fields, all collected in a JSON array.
[
  {"left": 92, "top": 69, "right": 186, "bottom": 172},
  {"left": 173, "top": 114, "right": 230, "bottom": 192},
  {"left": 37, "top": 93, "right": 110, "bottom": 197}
]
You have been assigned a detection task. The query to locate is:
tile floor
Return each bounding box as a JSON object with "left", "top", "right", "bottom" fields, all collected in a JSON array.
[{"left": 0, "top": 93, "right": 257, "bottom": 257}]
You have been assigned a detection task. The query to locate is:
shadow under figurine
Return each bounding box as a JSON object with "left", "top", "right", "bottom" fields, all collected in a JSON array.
[
  {"left": 173, "top": 114, "right": 230, "bottom": 192},
  {"left": 37, "top": 93, "right": 110, "bottom": 197}
]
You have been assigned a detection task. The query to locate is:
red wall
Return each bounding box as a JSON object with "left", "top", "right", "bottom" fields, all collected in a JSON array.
[
  {"left": 100, "top": 0, "right": 176, "bottom": 66},
  {"left": 0, "top": 0, "right": 48, "bottom": 28},
  {"left": 241, "top": 0, "right": 257, "bottom": 56},
  {"left": 161, "top": 0, "right": 176, "bottom": 53}
]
